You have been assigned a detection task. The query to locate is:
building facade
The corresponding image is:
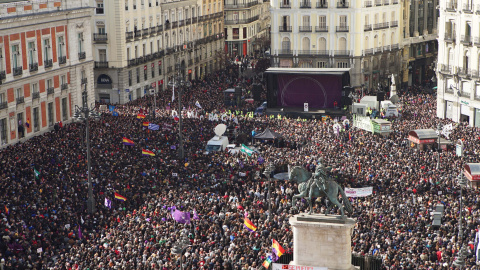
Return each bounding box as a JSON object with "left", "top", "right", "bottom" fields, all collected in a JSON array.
[
  {"left": 400, "top": 0, "right": 438, "bottom": 89},
  {"left": 91, "top": 0, "right": 225, "bottom": 104},
  {"left": 437, "top": 0, "right": 480, "bottom": 126},
  {"left": 0, "top": 0, "right": 94, "bottom": 147},
  {"left": 224, "top": 0, "right": 271, "bottom": 57},
  {"left": 269, "top": 0, "right": 402, "bottom": 89}
]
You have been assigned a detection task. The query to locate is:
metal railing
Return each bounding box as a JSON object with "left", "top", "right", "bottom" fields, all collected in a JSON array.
[
  {"left": 61, "top": 84, "right": 68, "bottom": 90},
  {"left": 278, "top": 49, "right": 293, "bottom": 55},
  {"left": 300, "top": 1, "right": 311, "bottom": 7},
  {"left": 126, "top": 31, "right": 134, "bottom": 40},
  {"left": 352, "top": 255, "right": 383, "bottom": 270},
  {"left": 280, "top": 2, "right": 291, "bottom": 8},
  {"left": 363, "top": 48, "right": 373, "bottom": 55},
  {"left": 364, "top": 0, "right": 372, "bottom": 6},
  {"left": 150, "top": 27, "right": 156, "bottom": 35},
  {"left": 315, "top": 26, "right": 328, "bottom": 32},
  {"left": 29, "top": 63, "right": 38, "bottom": 72},
  {"left": 364, "top": 24, "right": 372, "bottom": 31},
  {"left": 13, "top": 66, "right": 23, "bottom": 76},
  {"left": 336, "top": 26, "right": 349, "bottom": 32},
  {"left": 446, "top": 1, "right": 456, "bottom": 11},
  {"left": 375, "top": 0, "right": 381, "bottom": 5},
  {"left": 128, "top": 59, "right": 137, "bottom": 67},
  {"left": 472, "top": 69, "right": 479, "bottom": 78},
  {"left": 299, "top": 26, "right": 312, "bottom": 32},
  {"left": 16, "top": 97, "right": 24, "bottom": 105},
  {"left": 461, "top": 35, "right": 472, "bottom": 44},
  {"left": 334, "top": 50, "right": 350, "bottom": 56},
  {"left": 225, "top": 1, "right": 259, "bottom": 8},
  {"left": 373, "top": 22, "right": 389, "bottom": 29},
  {"left": 95, "top": 61, "right": 109, "bottom": 68},
  {"left": 391, "top": 44, "right": 399, "bottom": 50},
  {"left": 390, "top": 21, "right": 398, "bottom": 27},
  {"left": 142, "top": 29, "right": 149, "bottom": 37},
  {"left": 134, "top": 30, "right": 141, "bottom": 38},
  {"left": 297, "top": 50, "right": 329, "bottom": 56},
  {"left": 440, "top": 64, "right": 452, "bottom": 73},
  {"left": 337, "top": 1, "right": 349, "bottom": 7},
  {"left": 47, "top": 87, "right": 55, "bottom": 95},
  {"left": 58, "top": 56, "right": 66, "bottom": 64},
  {"left": 279, "top": 26, "right": 292, "bottom": 32},
  {"left": 316, "top": 1, "right": 328, "bottom": 7},
  {"left": 0, "top": 71, "right": 5, "bottom": 80},
  {"left": 225, "top": 15, "right": 259, "bottom": 25},
  {"left": 32, "top": 92, "right": 40, "bottom": 99},
  {"left": 157, "top": 25, "right": 163, "bottom": 33},
  {"left": 78, "top": 52, "right": 86, "bottom": 60},
  {"left": 444, "top": 33, "right": 456, "bottom": 42},
  {"left": 44, "top": 59, "right": 53, "bottom": 68},
  {"left": 463, "top": 3, "right": 473, "bottom": 12},
  {"left": 93, "top": 33, "right": 108, "bottom": 42},
  {"left": 81, "top": 78, "right": 88, "bottom": 84},
  {"left": 0, "top": 101, "right": 6, "bottom": 110}
]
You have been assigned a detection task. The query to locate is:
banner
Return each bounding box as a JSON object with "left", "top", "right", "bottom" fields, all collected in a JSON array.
[
  {"left": 272, "top": 263, "right": 327, "bottom": 270},
  {"left": 344, "top": 187, "right": 373, "bottom": 197}
]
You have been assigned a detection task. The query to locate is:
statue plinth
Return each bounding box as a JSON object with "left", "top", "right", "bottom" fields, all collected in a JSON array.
[{"left": 289, "top": 214, "right": 357, "bottom": 270}]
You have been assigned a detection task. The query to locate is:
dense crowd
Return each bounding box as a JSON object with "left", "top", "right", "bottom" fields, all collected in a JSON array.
[{"left": 1, "top": 62, "right": 480, "bottom": 269}]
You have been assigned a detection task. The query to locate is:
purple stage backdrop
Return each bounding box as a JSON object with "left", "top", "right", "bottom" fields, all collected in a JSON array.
[{"left": 277, "top": 74, "right": 342, "bottom": 108}]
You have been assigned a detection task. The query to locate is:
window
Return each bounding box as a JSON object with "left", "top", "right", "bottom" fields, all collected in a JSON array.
[
  {"left": 47, "top": 79, "right": 53, "bottom": 90},
  {"left": 16, "top": 87, "right": 23, "bottom": 99},
  {"left": 32, "top": 83, "right": 38, "bottom": 94},
  {"left": 303, "top": 16, "right": 310, "bottom": 27},
  {"left": 317, "top": 61, "right": 327, "bottom": 68},
  {"left": 0, "top": 48, "right": 4, "bottom": 73},
  {"left": 125, "top": 0, "right": 129, "bottom": 10},
  {"left": 158, "top": 63, "right": 162, "bottom": 75},
  {"left": 12, "top": 44, "right": 20, "bottom": 69},
  {"left": 17, "top": 113, "right": 23, "bottom": 138},
  {"left": 128, "top": 70, "right": 132, "bottom": 86},
  {"left": 319, "top": 16, "right": 326, "bottom": 27},
  {"left": 337, "top": 61, "right": 349, "bottom": 68},
  {"left": 96, "top": 2, "right": 104, "bottom": 14},
  {"left": 136, "top": 67, "right": 140, "bottom": 83},
  {"left": 58, "top": 36, "right": 64, "bottom": 59},
  {"left": 78, "top": 33, "right": 84, "bottom": 53},
  {"left": 62, "top": 98, "right": 68, "bottom": 121},
  {"left": 152, "top": 64, "right": 155, "bottom": 78},
  {"left": 0, "top": 118, "right": 6, "bottom": 145},
  {"left": 0, "top": 93, "right": 5, "bottom": 104},
  {"left": 98, "top": 27, "right": 105, "bottom": 34},
  {"left": 61, "top": 75, "right": 66, "bottom": 86},
  {"left": 99, "top": 49, "right": 107, "bottom": 62},
  {"left": 28, "top": 42, "right": 36, "bottom": 66},
  {"left": 48, "top": 102, "right": 54, "bottom": 126},
  {"left": 144, "top": 66, "right": 148, "bottom": 80},
  {"left": 33, "top": 107, "right": 40, "bottom": 132},
  {"left": 340, "top": 15, "right": 347, "bottom": 27}
]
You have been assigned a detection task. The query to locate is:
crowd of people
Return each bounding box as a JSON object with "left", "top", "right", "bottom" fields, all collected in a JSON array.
[{"left": 1, "top": 61, "right": 480, "bottom": 269}]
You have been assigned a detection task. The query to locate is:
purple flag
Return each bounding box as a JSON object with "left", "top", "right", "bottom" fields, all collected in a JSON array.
[
  {"left": 170, "top": 145, "right": 177, "bottom": 150},
  {"left": 78, "top": 225, "right": 83, "bottom": 239},
  {"left": 173, "top": 209, "right": 191, "bottom": 224},
  {"left": 193, "top": 209, "right": 199, "bottom": 220},
  {"left": 104, "top": 198, "right": 112, "bottom": 209},
  {"left": 238, "top": 159, "right": 244, "bottom": 169},
  {"left": 257, "top": 156, "right": 265, "bottom": 165}
]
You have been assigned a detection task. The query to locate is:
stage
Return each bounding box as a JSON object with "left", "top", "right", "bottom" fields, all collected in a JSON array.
[{"left": 265, "top": 107, "right": 347, "bottom": 119}]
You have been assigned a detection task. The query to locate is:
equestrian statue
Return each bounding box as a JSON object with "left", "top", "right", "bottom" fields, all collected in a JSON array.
[{"left": 289, "top": 162, "right": 353, "bottom": 218}]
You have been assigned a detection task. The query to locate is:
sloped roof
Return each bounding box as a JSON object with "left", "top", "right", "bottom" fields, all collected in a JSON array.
[{"left": 254, "top": 128, "right": 282, "bottom": 139}]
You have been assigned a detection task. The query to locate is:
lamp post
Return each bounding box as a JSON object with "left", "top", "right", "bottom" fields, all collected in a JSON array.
[
  {"left": 73, "top": 84, "right": 100, "bottom": 214},
  {"left": 149, "top": 86, "right": 156, "bottom": 119},
  {"left": 453, "top": 173, "right": 468, "bottom": 269},
  {"left": 171, "top": 234, "right": 192, "bottom": 270},
  {"left": 263, "top": 163, "right": 275, "bottom": 221},
  {"left": 168, "top": 63, "right": 191, "bottom": 160},
  {"left": 436, "top": 123, "right": 443, "bottom": 169}
]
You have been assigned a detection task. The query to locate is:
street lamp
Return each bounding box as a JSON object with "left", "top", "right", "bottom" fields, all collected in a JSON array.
[
  {"left": 436, "top": 123, "right": 443, "bottom": 169},
  {"left": 73, "top": 84, "right": 100, "bottom": 214},
  {"left": 149, "top": 87, "right": 156, "bottom": 119},
  {"left": 453, "top": 173, "right": 468, "bottom": 269},
  {"left": 171, "top": 234, "right": 192, "bottom": 270},
  {"left": 263, "top": 163, "right": 276, "bottom": 221},
  {"left": 168, "top": 64, "right": 192, "bottom": 160}
]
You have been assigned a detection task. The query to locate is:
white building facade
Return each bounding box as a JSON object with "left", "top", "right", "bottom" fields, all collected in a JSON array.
[
  {"left": 437, "top": 0, "right": 480, "bottom": 126},
  {"left": 91, "top": 0, "right": 225, "bottom": 104},
  {"left": 270, "top": 0, "right": 402, "bottom": 89},
  {"left": 0, "top": 0, "right": 94, "bottom": 147}
]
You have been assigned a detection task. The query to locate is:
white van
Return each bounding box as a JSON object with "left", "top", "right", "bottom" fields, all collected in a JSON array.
[{"left": 205, "top": 135, "right": 229, "bottom": 153}]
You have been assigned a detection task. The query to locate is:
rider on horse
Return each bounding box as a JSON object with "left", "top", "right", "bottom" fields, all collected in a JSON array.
[{"left": 311, "top": 160, "right": 329, "bottom": 194}]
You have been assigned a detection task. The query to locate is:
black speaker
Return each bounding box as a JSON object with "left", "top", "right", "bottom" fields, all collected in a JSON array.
[
  {"left": 253, "top": 84, "right": 262, "bottom": 102},
  {"left": 342, "top": 87, "right": 352, "bottom": 97},
  {"left": 376, "top": 91, "right": 385, "bottom": 101},
  {"left": 341, "top": 97, "right": 352, "bottom": 106}
]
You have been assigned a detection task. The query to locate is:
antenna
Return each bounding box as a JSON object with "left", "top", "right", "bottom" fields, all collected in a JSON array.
[{"left": 214, "top": 124, "right": 227, "bottom": 138}]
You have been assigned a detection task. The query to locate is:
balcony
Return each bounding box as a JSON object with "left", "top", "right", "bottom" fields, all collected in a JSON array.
[
  {"left": 336, "top": 26, "right": 349, "bottom": 32},
  {"left": 188, "top": 59, "right": 193, "bottom": 65},
  {"left": 474, "top": 37, "right": 480, "bottom": 46},
  {"left": 95, "top": 61, "right": 109, "bottom": 68},
  {"left": 390, "top": 21, "right": 398, "bottom": 27},
  {"left": 299, "top": 26, "right": 312, "bottom": 32},
  {"left": 279, "top": 26, "right": 292, "bottom": 32},
  {"left": 316, "top": 1, "right": 328, "bottom": 7},
  {"left": 13, "top": 66, "right": 23, "bottom": 76},
  {"left": 315, "top": 26, "right": 328, "bottom": 32},
  {"left": 364, "top": 1, "right": 372, "bottom": 6},
  {"left": 81, "top": 78, "right": 88, "bottom": 85},
  {"left": 225, "top": 15, "right": 260, "bottom": 25},
  {"left": 186, "top": 19, "right": 192, "bottom": 25},
  {"left": 334, "top": 50, "right": 350, "bottom": 56},
  {"left": 29, "top": 63, "right": 38, "bottom": 72},
  {"left": 363, "top": 48, "right": 373, "bottom": 55},
  {"left": 44, "top": 59, "right": 53, "bottom": 68},
  {"left": 375, "top": 0, "right": 381, "bottom": 5},
  {"left": 167, "top": 66, "right": 173, "bottom": 73},
  {"left": 178, "top": 20, "right": 185, "bottom": 27},
  {"left": 463, "top": 3, "right": 473, "bottom": 13},
  {"left": 94, "top": 33, "right": 108, "bottom": 43},
  {"left": 96, "top": 7, "right": 104, "bottom": 14},
  {"left": 126, "top": 31, "right": 134, "bottom": 40},
  {"left": 477, "top": 4, "right": 480, "bottom": 14},
  {"left": 157, "top": 25, "right": 163, "bottom": 33},
  {"left": 32, "top": 92, "right": 40, "bottom": 100},
  {"left": 337, "top": 1, "right": 349, "bottom": 7},
  {"left": 58, "top": 56, "right": 66, "bottom": 65},
  {"left": 444, "top": 33, "right": 456, "bottom": 42},
  {"left": 364, "top": 24, "right": 372, "bottom": 31},
  {"left": 440, "top": 64, "right": 452, "bottom": 73},
  {"left": 446, "top": 1, "right": 456, "bottom": 11},
  {"left": 383, "top": 45, "right": 390, "bottom": 51},
  {"left": 47, "top": 87, "right": 54, "bottom": 95},
  {"left": 391, "top": 44, "right": 399, "bottom": 50},
  {"left": 300, "top": 1, "right": 311, "bottom": 8},
  {"left": 128, "top": 59, "right": 137, "bottom": 67},
  {"left": 0, "top": 71, "right": 5, "bottom": 80},
  {"left": 278, "top": 49, "right": 293, "bottom": 55},
  {"left": 373, "top": 22, "right": 389, "bottom": 30},
  {"left": 16, "top": 97, "right": 24, "bottom": 105},
  {"left": 134, "top": 30, "right": 141, "bottom": 38},
  {"left": 171, "top": 21, "right": 178, "bottom": 28},
  {"left": 61, "top": 83, "right": 68, "bottom": 90},
  {"left": 461, "top": 35, "right": 472, "bottom": 44},
  {"left": 0, "top": 102, "right": 6, "bottom": 110},
  {"left": 298, "top": 50, "right": 329, "bottom": 56},
  {"left": 225, "top": 1, "right": 259, "bottom": 8},
  {"left": 459, "top": 67, "right": 471, "bottom": 77},
  {"left": 142, "top": 29, "right": 149, "bottom": 37},
  {"left": 280, "top": 2, "right": 291, "bottom": 8},
  {"left": 150, "top": 27, "right": 156, "bottom": 35},
  {"left": 137, "top": 56, "right": 145, "bottom": 64},
  {"left": 392, "top": 0, "right": 398, "bottom": 3},
  {"left": 78, "top": 52, "right": 86, "bottom": 60}
]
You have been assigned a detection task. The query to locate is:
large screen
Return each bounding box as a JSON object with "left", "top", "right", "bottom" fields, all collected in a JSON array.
[{"left": 276, "top": 74, "right": 342, "bottom": 109}]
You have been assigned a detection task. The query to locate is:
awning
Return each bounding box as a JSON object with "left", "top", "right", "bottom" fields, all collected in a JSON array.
[
  {"left": 254, "top": 128, "right": 282, "bottom": 140},
  {"left": 408, "top": 129, "right": 438, "bottom": 144},
  {"left": 464, "top": 163, "right": 480, "bottom": 181}
]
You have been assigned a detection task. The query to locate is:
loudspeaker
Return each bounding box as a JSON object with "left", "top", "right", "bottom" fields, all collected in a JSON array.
[
  {"left": 253, "top": 84, "right": 262, "bottom": 102},
  {"left": 376, "top": 91, "right": 385, "bottom": 101},
  {"left": 341, "top": 96, "right": 352, "bottom": 106},
  {"left": 342, "top": 87, "right": 352, "bottom": 97}
]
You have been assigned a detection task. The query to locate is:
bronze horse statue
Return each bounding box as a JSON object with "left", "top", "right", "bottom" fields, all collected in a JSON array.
[{"left": 289, "top": 166, "right": 353, "bottom": 218}]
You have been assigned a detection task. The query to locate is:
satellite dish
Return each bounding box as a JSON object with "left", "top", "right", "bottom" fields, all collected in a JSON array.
[
  {"left": 390, "top": 95, "right": 399, "bottom": 104},
  {"left": 214, "top": 124, "right": 227, "bottom": 137}
]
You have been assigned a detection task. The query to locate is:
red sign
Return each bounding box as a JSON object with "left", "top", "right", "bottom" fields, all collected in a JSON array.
[
  {"left": 158, "top": 61, "right": 162, "bottom": 65},
  {"left": 151, "top": 63, "right": 154, "bottom": 68},
  {"left": 151, "top": 82, "right": 156, "bottom": 87},
  {"left": 183, "top": 44, "right": 187, "bottom": 49},
  {"left": 188, "top": 69, "right": 192, "bottom": 74},
  {"left": 408, "top": 135, "right": 435, "bottom": 144},
  {"left": 144, "top": 65, "right": 147, "bottom": 70},
  {"left": 465, "top": 169, "right": 480, "bottom": 181},
  {"left": 160, "top": 80, "right": 163, "bottom": 84}
]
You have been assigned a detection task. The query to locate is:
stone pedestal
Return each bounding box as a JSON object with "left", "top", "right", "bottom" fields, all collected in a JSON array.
[
  {"left": 390, "top": 84, "right": 397, "bottom": 98},
  {"left": 289, "top": 214, "right": 356, "bottom": 270}
]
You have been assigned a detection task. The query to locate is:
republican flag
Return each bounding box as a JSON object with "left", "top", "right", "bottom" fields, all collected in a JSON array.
[
  {"left": 244, "top": 217, "right": 257, "bottom": 232},
  {"left": 357, "top": 161, "right": 361, "bottom": 174},
  {"left": 142, "top": 121, "right": 150, "bottom": 127},
  {"left": 349, "top": 132, "right": 352, "bottom": 141},
  {"left": 142, "top": 149, "right": 155, "bottom": 156},
  {"left": 174, "top": 115, "right": 179, "bottom": 122},
  {"left": 4, "top": 205, "right": 8, "bottom": 215},
  {"left": 137, "top": 114, "right": 146, "bottom": 119},
  {"left": 25, "top": 119, "right": 30, "bottom": 128},
  {"left": 148, "top": 123, "right": 160, "bottom": 130},
  {"left": 104, "top": 198, "right": 112, "bottom": 209},
  {"left": 114, "top": 193, "right": 127, "bottom": 201},
  {"left": 272, "top": 239, "right": 285, "bottom": 258},
  {"left": 195, "top": 100, "right": 202, "bottom": 109},
  {"left": 262, "top": 256, "right": 272, "bottom": 268},
  {"left": 122, "top": 137, "right": 134, "bottom": 146}
]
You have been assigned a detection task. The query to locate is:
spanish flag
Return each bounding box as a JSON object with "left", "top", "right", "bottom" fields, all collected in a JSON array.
[
  {"left": 142, "top": 149, "right": 155, "bottom": 156},
  {"left": 4, "top": 205, "right": 9, "bottom": 215},
  {"left": 357, "top": 161, "right": 361, "bottom": 174},
  {"left": 114, "top": 193, "right": 127, "bottom": 201},
  {"left": 262, "top": 256, "right": 272, "bottom": 268},
  {"left": 122, "top": 137, "right": 134, "bottom": 146},
  {"left": 272, "top": 239, "right": 285, "bottom": 257},
  {"left": 142, "top": 121, "right": 150, "bottom": 127},
  {"left": 244, "top": 217, "right": 257, "bottom": 232},
  {"left": 137, "top": 114, "right": 146, "bottom": 119}
]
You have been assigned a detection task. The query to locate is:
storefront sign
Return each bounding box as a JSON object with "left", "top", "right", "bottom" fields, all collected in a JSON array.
[
  {"left": 97, "top": 74, "right": 112, "bottom": 84},
  {"left": 272, "top": 263, "right": 327, "bottom": 270},
  {"left": 408, "top": 135, "right": 435, "bottom": 144},
  {"left": 464, "top": 169, "right": 480, "bottom": 181}
]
